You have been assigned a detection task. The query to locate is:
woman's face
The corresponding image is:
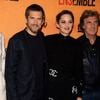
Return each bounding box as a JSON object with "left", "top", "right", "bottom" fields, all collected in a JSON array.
[{"left": 56, "top": 14, "right": 74, "bottom": 36}]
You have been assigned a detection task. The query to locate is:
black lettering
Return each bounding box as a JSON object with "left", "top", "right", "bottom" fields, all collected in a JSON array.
[
  {"left": 77, "top": 0, "right": 84, "bottom": 6},
  {"left": 92, "top": 0, "right": 95, "bottom": 6},
  {"left": 88, "top": 0, "right": 95, "bottom": 6},
  {"left": 73, "top": 0, "right": 77, "bottom": 5},
  {"left": 59, "top": 0, "right": 96, "bottom": 6},
  {"left": 83, "top": 0, "right": 87, "bottom": 6}
]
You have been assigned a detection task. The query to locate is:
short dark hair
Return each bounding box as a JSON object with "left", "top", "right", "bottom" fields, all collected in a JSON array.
[
  {"left": 78, "top": 10, "right": 100, "bottom": 32},
  {"left": 56, "top": 10, "right": 74, "bottom": 24},
  {"left": 25, "top": 4, "right": 45, "bottom": 21}
]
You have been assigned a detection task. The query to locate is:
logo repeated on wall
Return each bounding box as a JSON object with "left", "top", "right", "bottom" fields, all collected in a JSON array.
[{"left": 58, "top": 0, "right": 95, "bottom": 6}]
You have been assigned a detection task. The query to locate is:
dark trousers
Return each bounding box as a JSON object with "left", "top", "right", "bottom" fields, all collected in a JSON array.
[{"left": 82, "top": 87, "right": 100, "bottom": 100}]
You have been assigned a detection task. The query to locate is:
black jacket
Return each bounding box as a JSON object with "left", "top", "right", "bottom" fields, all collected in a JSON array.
[
  {"left": 77, "top": 35, "right": 100, "bottom": 91},
  {"left": 45, "top": 34, "right": 81, "bottom": 100},
  {"left": 5, "top": 29, "right": 48, "bottom": 100}
]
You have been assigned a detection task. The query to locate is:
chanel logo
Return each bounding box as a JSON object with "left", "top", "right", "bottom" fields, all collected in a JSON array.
[
  {"left": 48, "top": 97, "right": 54, "bottom": 100},
  {"left": 49, "top": 69, "right": 58, "bottom": 77}
]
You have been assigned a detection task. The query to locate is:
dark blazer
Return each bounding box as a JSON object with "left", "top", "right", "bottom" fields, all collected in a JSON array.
[
  {"left": 45, "top": 34, "right": 81, "bottom": 100},
  {"left": 77, "top": 35, "right": 100, "bottom": 95},
  {"left": 5, "top": 29, "right": 48, "bottom": 100}
]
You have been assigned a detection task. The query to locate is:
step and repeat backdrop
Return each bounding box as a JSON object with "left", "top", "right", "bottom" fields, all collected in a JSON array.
[{"left": 0, "top": 0, "right": 99, "bottom": 46}]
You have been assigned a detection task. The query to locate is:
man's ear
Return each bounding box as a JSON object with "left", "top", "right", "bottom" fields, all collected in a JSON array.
[
  {"left": 41, "top": 20, "right": 47, "bottom": 28},
  {"left": 42, "top": 20, "right": 47, "bottom": 28},
  {"left": 82, "top": 24, "right": 85, "bottom": 30},
  {"left": 42, "top": 19, "right": 44, "bottom": 25},
  {"left": 56, "top": 23, "right": 60, "bottom": 29}
]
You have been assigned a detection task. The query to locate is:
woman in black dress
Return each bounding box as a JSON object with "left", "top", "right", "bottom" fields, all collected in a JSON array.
[{"left": 45, "top": 10, "right": 81, "bottom": 100}]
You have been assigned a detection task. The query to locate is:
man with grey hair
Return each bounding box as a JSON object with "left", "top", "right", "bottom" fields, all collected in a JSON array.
[{"left": 77, "top": 10, "right": 100, "bottom": 100}]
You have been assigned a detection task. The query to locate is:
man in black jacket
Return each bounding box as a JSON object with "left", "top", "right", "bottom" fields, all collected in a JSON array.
[
  {"left": 77, "top": 10, "right": 100, "bottom": 100},
  {"left": 5, "top": 4, "right": 48, "bottom": 100}
]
